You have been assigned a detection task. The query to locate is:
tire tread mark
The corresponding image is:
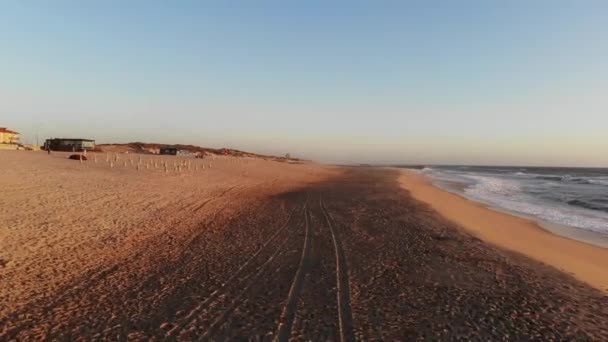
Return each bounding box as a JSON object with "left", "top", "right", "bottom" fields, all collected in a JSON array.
[
  {"left": 198, "top": 203, "right": 308, "bottom": 340},
  {"left": 2, "top": 185, "right": 256, "bottom": 340},
  {"left": 166, "top": 197, "right": 304, "bottom": 337},
  {"left": 321, "top": 195, "right": 355, "bottom": 342},
  {"left": 273, "top": 201, "right": 313, "bottom": 342}
]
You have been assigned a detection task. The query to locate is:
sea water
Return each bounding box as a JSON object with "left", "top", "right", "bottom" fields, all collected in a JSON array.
[{"left": 402, "top": 166, "right": 608, "bottom": 247}]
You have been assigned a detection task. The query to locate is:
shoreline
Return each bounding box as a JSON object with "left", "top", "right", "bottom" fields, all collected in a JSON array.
[
  {"left": 2, "top": 152, "right": 608, "bottom": 338},
  {"left": 398, "top": 170, "right": 608, "bottom": 293},
  {"left": 429, "top": 175, "right": 608, "bottom": 249}
]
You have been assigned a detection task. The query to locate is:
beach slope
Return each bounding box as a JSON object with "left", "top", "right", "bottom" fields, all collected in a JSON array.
[
  {"left": 1, "top": 154, "right": 607, "bottom": 339},
  {"left": 399, "top": 170, "right": 608, "bottom": 292}
]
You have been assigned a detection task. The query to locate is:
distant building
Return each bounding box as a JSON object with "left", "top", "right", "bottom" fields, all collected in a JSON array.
[
  {"left": 177, "top": 150, "right": 196, "bottom": 157},
  {"left": 44, "top": 138, "right": 95, "bottom": 152},
  {"left": 159, "top": 147, "right": 178, "bottom": 155},
  {"left": 0, "top": 127, "right": 20, "bottom": 144}
]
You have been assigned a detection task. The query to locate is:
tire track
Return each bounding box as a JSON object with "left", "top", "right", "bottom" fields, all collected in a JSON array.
[
  {"left": 1, "top": 182, "right": 271, "bottom": 340},
  {"left": 320, "top": 194, "right": 355, "bottom": 342},
  {"left": 273, "top": 203, "right": 313, "bottom": 342},
  {"left": 181, "top": 183, "right": 266, "bottom": 250},
  {"left": 166, "top": 196, "right": 305, "bottom": 337},
  {"left": 198, "top": 197, "right": 309, "bottom": 339}
]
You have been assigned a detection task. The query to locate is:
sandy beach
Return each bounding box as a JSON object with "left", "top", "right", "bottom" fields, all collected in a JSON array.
[
  {"left": 398, "top": 171, "right": 608, "bottom": 293},
  {"left": 1, "top": 151, "right": 607, "bottom": 340}
]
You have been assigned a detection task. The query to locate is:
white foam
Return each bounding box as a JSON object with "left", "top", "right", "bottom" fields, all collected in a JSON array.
[
  {"left": 402, "top": 168, "right": 423, "bottom": 173},
  {"left": 429, "top": 171, "right": 608, "bottom": 235},
  {"left": 589, "top": 179, "right": 608, "bottom": 186}
]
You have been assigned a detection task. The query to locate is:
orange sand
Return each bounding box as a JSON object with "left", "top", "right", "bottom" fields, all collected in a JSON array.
[
  {"left": 399, "top": 171, "right": 608, "bottom": 293},
  {"left": 0, "top": 150, "right": 331, "bottom": 319}
]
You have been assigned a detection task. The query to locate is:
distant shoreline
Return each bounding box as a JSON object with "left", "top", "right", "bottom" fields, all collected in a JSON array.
[{"left": 398, "top": 170, "right": 608, "bottom": 293}]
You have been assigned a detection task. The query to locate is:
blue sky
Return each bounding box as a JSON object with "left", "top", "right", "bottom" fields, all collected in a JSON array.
[{"left": 1, "top": 1, "right": 607, "bottom": 165}]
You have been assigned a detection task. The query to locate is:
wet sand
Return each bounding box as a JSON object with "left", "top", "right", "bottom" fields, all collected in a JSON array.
[
  {"left": 1, "top": 153, "right": 607, "bottom": 340},
  {"left": 399, "top": 171, "right": 608, "bottom": 293}
]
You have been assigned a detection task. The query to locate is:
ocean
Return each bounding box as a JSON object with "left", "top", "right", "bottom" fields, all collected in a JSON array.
[{"left": 401, "top": 165, "right": 608, "bottom": 246}]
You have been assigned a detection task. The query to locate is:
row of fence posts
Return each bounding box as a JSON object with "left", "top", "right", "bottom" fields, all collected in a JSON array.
[{"left": 80, "top": 153, "right": 223, "bottom": 174}]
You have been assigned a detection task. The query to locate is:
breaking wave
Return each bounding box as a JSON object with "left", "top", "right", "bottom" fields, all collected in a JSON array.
[{"left": 417, "top": 166, "right": 608, "bottom": 235}]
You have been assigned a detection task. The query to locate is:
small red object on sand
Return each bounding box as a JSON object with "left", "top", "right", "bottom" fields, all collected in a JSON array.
[{"left": 69, "top": 154, "right": 88, "bottom": 161}]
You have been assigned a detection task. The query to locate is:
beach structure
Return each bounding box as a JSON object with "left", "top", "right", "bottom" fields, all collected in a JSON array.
[
  {"left": 44, "top": 138, "right": 96, "bottom": 152},
  {"left": 160, "top": 147, "right": 178, "bottom": 155},
  {"left": 0, "top": 127, "right": 20, "bottom": 144}
]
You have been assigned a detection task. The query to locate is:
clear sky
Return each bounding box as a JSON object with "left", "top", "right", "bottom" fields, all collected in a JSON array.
[{"left": 1, "top": 1, "right": 607, "bottom": 166}]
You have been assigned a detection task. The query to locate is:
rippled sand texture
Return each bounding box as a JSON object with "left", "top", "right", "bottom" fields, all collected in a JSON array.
[{"left": 1, "top": 151, "right": 607, "bottom": 340}]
